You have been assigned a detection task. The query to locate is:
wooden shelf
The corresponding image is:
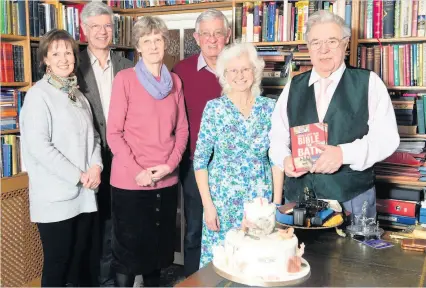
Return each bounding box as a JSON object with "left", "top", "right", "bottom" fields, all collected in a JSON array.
[
  {"left": 0, "top": 82, "right": 29, "bottom": 87},
  {"left": 358, "top": 37, "right": 426, "bottom": 44},
  {"left": 31, "top": 36, "right": 89, "bottom": 46},
  {"left": 253, "top": 40, "right": 306, "bottom": 46},
  {"left": 31, "top": 37, "right": 133, "bottom": 50},
  {"left": 59, "top": 0, "right": 87, "bottom": 3},
  {"left": 375, "top": 175, "right": 426, "bottom": 187},
  {"left": 387, "top": 86, "right": 426, "bottom": 91},
  {"left": 110, "top": 44, "right": 134, "bottom": 50},
  {"left": 111, "top": 1, "right": 232, "bottom": 14},
  {"left": 1, "top": 172, "right": 28, "bottom": 193},
  {"left": 1, "top": 129, "right": 20, "bottom": 134},
  {"left": 399, "top": 134, "right": 426, "bottom": 139},
  {"left": 0, "top": 34, "right": 27, "bottom": 41},
  {"left": 263, "top": 86, "right": 285, "bottom": 89}
]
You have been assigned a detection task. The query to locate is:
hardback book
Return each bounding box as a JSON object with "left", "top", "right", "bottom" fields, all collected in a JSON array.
[{"left": 290, "top": 123, "right": 328, "bottom": 172}]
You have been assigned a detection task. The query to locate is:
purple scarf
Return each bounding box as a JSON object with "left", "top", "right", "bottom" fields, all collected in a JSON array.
[{"left": 135, "top": 59, "right": 172, "bottom": 100}]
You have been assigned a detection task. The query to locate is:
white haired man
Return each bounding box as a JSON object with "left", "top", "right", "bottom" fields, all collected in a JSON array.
[
  {"left": 173, "top": 8, "right": 231, "bottom": 277},
  {"left": 76, "top": 2, "right": 133, "bottom": 286},
  {"left": 269, "top": 10, "right": 399, "bottom": 219}
]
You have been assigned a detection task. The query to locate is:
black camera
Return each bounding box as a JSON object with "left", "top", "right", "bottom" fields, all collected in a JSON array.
[{"left": 294, "top": 187, "right": 329, "bottom": 227}]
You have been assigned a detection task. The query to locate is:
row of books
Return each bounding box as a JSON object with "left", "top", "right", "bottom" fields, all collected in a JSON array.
[
  {"left": 28, "top": 1, "right": 132, "bottom": 47},
  {"left": 357, "top": 43, "right": 426, "bottom": 88},
  {"left": 376, "top": 140, "right": 426, "bottom": 181},
  {"left": 0, "top": 43, "right": 25, "bottom": 83},
  {"left": 106, "top": 0, "right": 222, "bottom": 8},
  {"left": 1, "top": 89, "right": 25, "bottom": 131},
  {"left": 0, "top": 0, "right": 26, "bottom": 36},
  {"left": 359, "top": 0, "right": 426, "bottom": 39},
  {"left": 375, "top": 151, "right": 425, "bottom": 229},
  {"left": 29, "top": 0, "right": 86, "bottom": 42},
  {"left": 390, "top": 93, "right": 426, "bottom": 136},
  {"left": 375, "top": 147, "right": 426, "bottom": 229},
  {"left": 1, "top": 134, "right": 24, "bottom": 178},
  {"left": 236, "top": 0, "right": 351, "bottom": 43}
]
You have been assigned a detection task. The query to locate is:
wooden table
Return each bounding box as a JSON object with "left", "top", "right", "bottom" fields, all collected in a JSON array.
[{"left": 176, "top": 230, "right": 426, "bottom": 287}]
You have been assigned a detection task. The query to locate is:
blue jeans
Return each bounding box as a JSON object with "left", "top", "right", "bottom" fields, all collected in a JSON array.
[{"left": 342, "top": 187, "right": 377, "bottom": 219}]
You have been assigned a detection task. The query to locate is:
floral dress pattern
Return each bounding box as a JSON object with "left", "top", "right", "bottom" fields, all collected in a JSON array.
[{"left": 193, "top": 95, "right": 276, "bottom": 268}]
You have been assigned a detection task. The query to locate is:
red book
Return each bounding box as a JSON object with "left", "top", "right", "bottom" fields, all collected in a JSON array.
[
  {"left": 373, "top": 0, "right": 383, "bottom": 39},
  {"left": 290, "top": 123, "right": 328, "bottom": 172},
  {"left": 376, "top": 199, "right": 417, "bottom": 218},
  {"left": 2, "top": 43, "right": 14, "bottom": 82},
  {"left": 404, "top": 44, "right": 410, "bottom": 86},
  {"left": 382, "top": 152, "right": 422, "bottom": 167},
  {"left": 0, "top": 43, "right": 5, "bottom": 82}
]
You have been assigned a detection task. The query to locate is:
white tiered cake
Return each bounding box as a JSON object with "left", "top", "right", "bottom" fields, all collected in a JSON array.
[{"left": 212, "top": 197, "right": 310, "bottom": 284}]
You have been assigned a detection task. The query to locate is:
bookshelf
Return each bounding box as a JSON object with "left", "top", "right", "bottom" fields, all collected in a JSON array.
[
  {"left": 0, "top": 82, "right": 30, "bottom": 87},
  {"left": 1, "top": 128, "right": 21, "bottom": 134},
  {"left": 111, "top": 1, "right": 232, "bottom": 14},
  {"left": 351, "top": 0, "right": 426, "bottom": 188},
  {"left": 253, "top": 40, "right": 307, "bottom": 46},
  {"left": 358, "top": 37, "right": 426, "bottom": 44},
  {"left": 387, "top": 86, "right": 426, "bottom": 91},
  {"left": 0, "top": 34, "right": 28, "bottom": 41}
]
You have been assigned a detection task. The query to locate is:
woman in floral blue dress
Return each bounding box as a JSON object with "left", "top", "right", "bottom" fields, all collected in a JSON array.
[{"left": 193, "top": 42, "right": 280, "bottom": 268}]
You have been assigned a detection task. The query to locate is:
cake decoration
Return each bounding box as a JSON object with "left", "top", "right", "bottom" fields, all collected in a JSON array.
[{"left": 212, "top": 197, "right": 311, "bottom": 285}]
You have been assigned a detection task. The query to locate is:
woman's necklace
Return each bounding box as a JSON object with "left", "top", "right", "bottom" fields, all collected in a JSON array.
[
  {"left": 239, "top": 97, "right": 255, "bottom": 111},
  {"left": 229, "top": 95, "right": 255, "bottom": 118}
]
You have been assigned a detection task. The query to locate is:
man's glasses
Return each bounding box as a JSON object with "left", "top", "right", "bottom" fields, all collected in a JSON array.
[
  {"left": 86, "top": 23, "right": 113, "bottom": 33},
  {"left": 199, "top": 30, "right": 226, "bottom": 40},
  {"left": 309, "top": 37, "right": 348, "bottom": 50}
]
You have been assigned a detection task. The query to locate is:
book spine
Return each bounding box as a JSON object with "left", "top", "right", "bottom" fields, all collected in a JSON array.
[
  {"left": 373, "top": 0, "right": 383, "bottom": 38},
  {"left": 383, "top": 0, "right": 395, "bottom": 38}
]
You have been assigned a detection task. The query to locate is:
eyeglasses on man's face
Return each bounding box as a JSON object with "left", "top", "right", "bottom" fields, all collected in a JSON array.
[
  {"left": 225, "top": 67, "right": 253, "bottom": 78},
  {"left": 309, "top": 37, "right": 348, "bottom": 50},
  {"left": 86, "top": 23, "right": 114, "bottom": 33},
  {"left": 198, "top": 30, "right": 227, "bottom": 40}
]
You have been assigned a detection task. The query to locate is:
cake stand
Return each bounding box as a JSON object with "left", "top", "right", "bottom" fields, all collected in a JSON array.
[{"left": 212, "top": 258, "right": 311, "bottom": 287}]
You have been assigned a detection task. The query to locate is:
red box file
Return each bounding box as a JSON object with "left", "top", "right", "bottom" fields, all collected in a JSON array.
[{"left": 376, "top": 199, "right": 417, "bottom": 218}]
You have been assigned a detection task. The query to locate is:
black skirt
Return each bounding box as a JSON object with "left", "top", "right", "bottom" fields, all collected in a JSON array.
[{"left": 111, "top": 185, "right": 178, "bottom": 275}]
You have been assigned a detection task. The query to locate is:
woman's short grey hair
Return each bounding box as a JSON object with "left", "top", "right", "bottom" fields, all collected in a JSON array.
[
  {"left": 195, "top": 9, "right": 230, "bottom": 33},
  {"left": 132, "top": 16, "right": 169, "bottom": 48},
  {"left": 216, "top": 42, "right": 265, "bottom": 97},
  {"left": 81, "top": 2, "right": 113, "bottom": 24},
  {"left": 305, "top": 10, "right": 351, "bottom": 41}
]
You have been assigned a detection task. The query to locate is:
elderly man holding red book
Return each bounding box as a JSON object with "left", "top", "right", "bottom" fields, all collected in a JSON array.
[{"left": 269, "top": 10, "right": 399, "bottom": 219}]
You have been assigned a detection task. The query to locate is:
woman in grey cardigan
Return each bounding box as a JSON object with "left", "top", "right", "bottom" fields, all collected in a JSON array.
[{"left": 19, "top": 29, "right": 103, "bottom": 287}]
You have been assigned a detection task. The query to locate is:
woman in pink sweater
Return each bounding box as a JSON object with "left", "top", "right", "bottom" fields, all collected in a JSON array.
[{"left": 106, "top": 16, "right": 188, "bottom": 287}]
